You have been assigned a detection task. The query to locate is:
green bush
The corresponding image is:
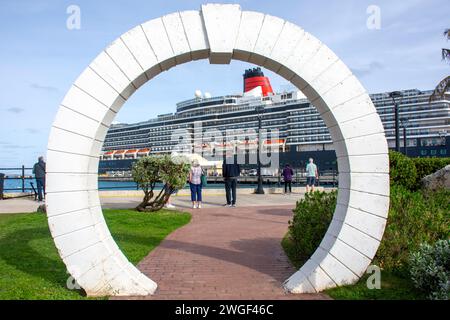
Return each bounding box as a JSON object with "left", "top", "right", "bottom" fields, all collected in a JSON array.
[
  {"left": 374, "top": 185, "right": 450, "bottom": 271},
  {"left": 412, "top": 157, "right": 450, "bottom": 189},
  {"left": 390, "top": 151, "right": 450, "bottom": 190},
  {"left": 132, "top": 155, "right": 190, "bottom": 212},
  {"left": 389, "top": 151, "right": 417, "bottom": 190},
  {"left": 409, "top": 240, "right": 450, "bottom": 300},
  {"left": 285, "top": 185, "right": 449, "bottom": 273},
  {"left": 287, "top": 191, "right": 336, "bottom": 266}
]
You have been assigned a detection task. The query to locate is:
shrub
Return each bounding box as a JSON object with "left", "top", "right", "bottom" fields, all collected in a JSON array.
[
  {"left": 390, "top": 152, "right": 450, "bottom": 190},
  {"left": 409, "top": 240, "right": 450, "bottom": 300},
  {"left": 132, "top": 155, "right": 190, "bottom": 212},
  {"left": 389, "top": 151, "right": 417, "bottom": 190},
  {"left": 285, "top": 185, "right": 449, "bottom": 272},
  {"left": 374, "top": 185, "right": 450, "bottom": 270},
  {"left": 287, "top": 190, "right": 336, "bottom": 265}
]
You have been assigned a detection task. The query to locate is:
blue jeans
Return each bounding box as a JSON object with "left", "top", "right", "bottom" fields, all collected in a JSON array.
[
  {"left": 190, "top": 183, "right": 202, "bottom": 202},
  {"left": 36, "top": 177, "right": 45, "bottom": 201}
]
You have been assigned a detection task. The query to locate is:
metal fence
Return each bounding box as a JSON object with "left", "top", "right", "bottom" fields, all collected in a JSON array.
[
  {"left": 0, "top": 166, "right": 338, "bottom": 200},
  {"left": 0, "top": 166, "right": 33, "bottom": 193}
]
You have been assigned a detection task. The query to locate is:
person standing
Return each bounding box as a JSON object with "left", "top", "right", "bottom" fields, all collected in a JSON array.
[
  {"left": 305, "top": 158, "right": 318, "bottom": 193},
  {"left": 32, "top": 156, "right": 46, "bottom": 202},
  {"left": 222, "top": 159, "right": 240, "bottom": 207},
  {"left": 189, "top": 160, "right": 203, "bottom": 209},
  {"left": 282, "top": 164, "right": 294, "bottom": 194},
  {"left": 163, "top": 184, "right": 177, "bottom": 209}
]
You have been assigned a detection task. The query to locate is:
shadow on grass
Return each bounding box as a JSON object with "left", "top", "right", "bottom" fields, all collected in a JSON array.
[{"left": 0, "top": 226, "right": 81, "bottom": 295}]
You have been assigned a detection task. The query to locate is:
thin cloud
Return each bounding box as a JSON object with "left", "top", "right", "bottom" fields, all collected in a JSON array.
[
  {"left": 26, "top": 128, "right": 40, "bottom": 134},
  {"left": 2, "top": 144, "right": 33, "bottom": 150},
  {"left": 30, "top": 83, "right": 59, "bottom": 93},
  {"left": 352, "top": 61, "right": 384, "bottom": 78},
  {"left": 6, "top": 107, "right": 25, "bottom": 114}
]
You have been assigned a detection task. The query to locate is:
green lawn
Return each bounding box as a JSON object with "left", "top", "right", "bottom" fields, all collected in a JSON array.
[
  {"left": 281, "top": 233, "right": 425, "bottom": 300},
  {"left": 0, "top": 209, "right": 191, "bottom": 300}
]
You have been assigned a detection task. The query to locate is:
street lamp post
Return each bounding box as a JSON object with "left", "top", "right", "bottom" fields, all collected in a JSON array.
[
  {"left": 401, "top": 119, "right": 409, "bottom": 156},
  {"left": 389, "top": 91, "right": 403, "bottom": 152},
  {"left": 255, "top": 106, "right": 265, "bottom": 195}
]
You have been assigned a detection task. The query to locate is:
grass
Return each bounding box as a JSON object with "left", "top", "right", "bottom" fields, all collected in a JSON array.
[
  {"left": 281, "top": 233, "right": 425, "bottom": 300},
  {"left": 0, "top": 209, "right": 191, "bottom": 300}
]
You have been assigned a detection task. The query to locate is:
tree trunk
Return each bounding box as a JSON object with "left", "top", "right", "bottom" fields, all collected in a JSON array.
[
  {"left": 136, "top": 188, "right": 153, "bottom": 212},
  {"left": 136, "top": 184, "right": 172, "bottom": 212}
]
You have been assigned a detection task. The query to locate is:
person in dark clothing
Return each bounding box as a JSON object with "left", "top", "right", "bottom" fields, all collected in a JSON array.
[
  {"left": 282, "top": 164, "right": 294, "bottom": 194},
  {"left": 32, "top": 156, "right": 46, "bottom": 202},
  {"left": 222, "top": 160, "right": 240, "bottom": 207}
]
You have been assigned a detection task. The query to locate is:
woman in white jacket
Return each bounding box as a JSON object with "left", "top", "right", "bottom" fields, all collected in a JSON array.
[{"left": 189, "top": 160, "right": 203, "bottom": 209}]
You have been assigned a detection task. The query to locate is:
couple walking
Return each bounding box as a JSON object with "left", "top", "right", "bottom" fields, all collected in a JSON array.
[
  {"left": 188, "top": 159, "right": 241, "bottom": 209},
  {"left": 281, "top": 158, "right": 319, "bottom": 194}
]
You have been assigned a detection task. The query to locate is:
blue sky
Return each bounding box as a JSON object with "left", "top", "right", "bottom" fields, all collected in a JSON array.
[{"left": 0, "top": 0, "right": 448, "bottom": 167}]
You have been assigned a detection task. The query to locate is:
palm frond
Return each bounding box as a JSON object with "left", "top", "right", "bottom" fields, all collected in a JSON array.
[
  {"left": 442, "top": 48, "right": 450, "bottom": 62},
  {"left": 429, "top": 76, "right": 450, "bottom": 103},
  {"left": 444, "top": 29, "right": 450, "bottom": 39}
]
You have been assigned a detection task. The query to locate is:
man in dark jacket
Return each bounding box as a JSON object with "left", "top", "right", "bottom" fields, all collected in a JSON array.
[
  {"left": 222, "top": 159, "right": 240, "bottom": 207},
  {"left": 32, "top": 156, "right": 46, "bottom": 202}
]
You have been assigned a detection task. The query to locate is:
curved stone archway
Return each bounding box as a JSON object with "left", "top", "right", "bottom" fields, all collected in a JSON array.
[{"left": 46, "top": 4, "right": 389, "bottom": 296}]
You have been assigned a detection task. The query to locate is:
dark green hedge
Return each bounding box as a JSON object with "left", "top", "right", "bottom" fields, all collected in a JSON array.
[
  {"left": 374, "top": 185, "right": 450, "bottom": 271},
  {"left": 286, "top": 191, "right": 337, "bottom": 266},
  {"left": 285, "top": 185, "right": 449, "bottom": 272},
  {"left": 389, "top": 151, "right": 450, "bottom": 190},
  {"left": 389, "top": 151, "right": 417, "bottom": 190},
  {"left": 412, "top": 157, "right": 450, "bottom": 189},
  {"left": 285, "top": 152, "right": 450, "bottom": 275}
]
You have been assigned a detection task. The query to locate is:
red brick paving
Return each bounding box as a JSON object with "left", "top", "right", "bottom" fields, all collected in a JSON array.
[{"left": 125, "top": 205, "right": 329, "bottom": 300}]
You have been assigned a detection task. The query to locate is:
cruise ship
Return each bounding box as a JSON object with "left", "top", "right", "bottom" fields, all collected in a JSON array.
[{"left": 99, "top": 68, "right": 450, "bottom": 173}]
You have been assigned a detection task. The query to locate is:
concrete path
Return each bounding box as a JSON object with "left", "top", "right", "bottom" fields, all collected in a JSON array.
[
  {"left": 102, "top": 193, "right": 302, "bottom": 210},
  {"left": 119, "top": 204, "right": 329, "bottom": 300},
  {"left": 0, "top": 192, "right": 307, "bottom": 214},
  {"left": 0, "top": 197, "right": 42, "bottom": 214}
]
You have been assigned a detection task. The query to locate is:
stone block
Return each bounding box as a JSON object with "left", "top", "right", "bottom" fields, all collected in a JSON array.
[
  {"left": 141, "top": 18, "right": 176, "bottom": 71},
  {"left": 60, "top": 86, "right": 110, "bottom": 122},
  {"left": 46, "top": 173, "right": 97, "bottom": 193},
  {"left": 201, "top": 4, "right": 241, "bottom": 64},
  {"left": 46, "top": 150, "right": 94, "bottom": 174},
  {"left": 250, "top": 14, "right": 285, "bottom": 65},
  {"left": 179, "top": 11, "right": 210, "bottom": 60},
  {"left": 162, "top": 12, "right": 192, "bottom": 64},
  {"left": 105, "top": 37, "right": 146, "bottom": 89},
  {"left": 90, "top": 52, "right": 136, "bottom": 99},
  {"left": 52, "top": 107, "right": 100, "bottom": 139},
  {"left": 120, "top": 25, "right": 160, "bottom": 76},
  {"left": 74, "top": 67, "right": 125, "bottom": 112}
]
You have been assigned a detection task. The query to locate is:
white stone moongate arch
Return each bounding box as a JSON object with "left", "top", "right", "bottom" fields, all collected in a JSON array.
[{"left": 46, "top": 4, "right": 389, "bottom": 296}]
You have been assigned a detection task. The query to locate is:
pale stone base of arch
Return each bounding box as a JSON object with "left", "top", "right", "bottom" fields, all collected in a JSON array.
[{"left": 46, "top": 4, "right": 389, "bottom": 296}]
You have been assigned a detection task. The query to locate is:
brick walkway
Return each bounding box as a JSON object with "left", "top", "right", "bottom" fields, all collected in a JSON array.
[{"left": 126, "top": 205, "right": 329, "bottom": 300}]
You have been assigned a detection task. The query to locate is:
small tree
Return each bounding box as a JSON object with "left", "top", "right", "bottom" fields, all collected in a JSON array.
[{"left": 132, "top": 154, "right": 190, "bottom": 212}]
